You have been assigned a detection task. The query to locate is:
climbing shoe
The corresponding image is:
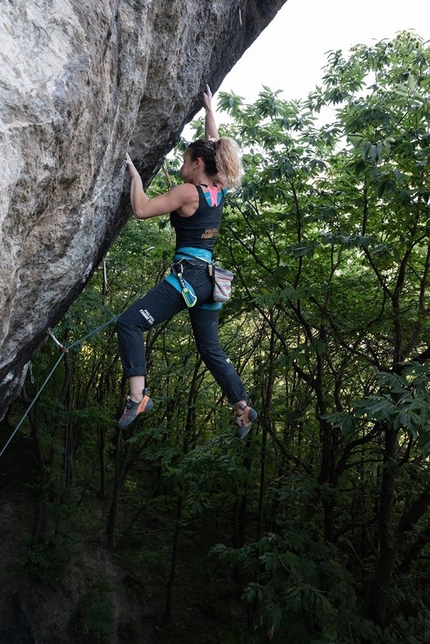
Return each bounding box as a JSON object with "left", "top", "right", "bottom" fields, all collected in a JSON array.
[
  {"left": 118, "top": 390, "right": 154, "bottom": 430},
  {"left": 235, "top": 403, "right": 258, "bottom": 439}
]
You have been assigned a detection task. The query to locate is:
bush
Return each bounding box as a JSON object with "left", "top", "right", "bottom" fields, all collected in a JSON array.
[{"left": 68, "top": 579, "right": 115, "bottom": 643}]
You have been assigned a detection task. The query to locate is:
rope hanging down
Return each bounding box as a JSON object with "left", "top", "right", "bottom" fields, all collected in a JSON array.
[
  {"left": 1, "top": 158, "right": 175, "bottom": 459},
  {"left": 0, "top": 314, "right": 120, "bottom": 459}
]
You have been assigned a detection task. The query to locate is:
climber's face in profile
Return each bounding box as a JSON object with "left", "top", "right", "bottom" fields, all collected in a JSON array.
[
  {"left": 180, "top": 149, "right": 203, "bottom": 184},
  {"left": 179, "top": 149, "right": 194, "bottom": 183}
]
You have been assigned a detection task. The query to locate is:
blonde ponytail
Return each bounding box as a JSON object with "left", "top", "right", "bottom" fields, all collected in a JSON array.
[
  {"left": 187, "top": 137, "right": 243, "bottom": 189},
  {"left": 214, "top": 137, "right": 243, "bottom": 189}
]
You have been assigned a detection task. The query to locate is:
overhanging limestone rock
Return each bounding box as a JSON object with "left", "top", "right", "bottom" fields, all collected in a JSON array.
[{"left": 0, "top": 0, "right": 287, "bottom": 420}]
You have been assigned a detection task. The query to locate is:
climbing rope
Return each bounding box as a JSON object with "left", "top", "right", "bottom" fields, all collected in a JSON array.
[
  {"left": 1, "top": 157, "right": 176, "bottom": 459},
  {"left": 0, "top": 313, "right": 120, "bottom": 459}
]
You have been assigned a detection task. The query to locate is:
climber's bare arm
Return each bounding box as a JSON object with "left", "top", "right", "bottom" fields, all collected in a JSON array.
[
  {"left": 203, "top": 85, "right": 219, "bottom": 141},
  {"left": 125, "top": 153, "right": 198, "bottom": 219}
]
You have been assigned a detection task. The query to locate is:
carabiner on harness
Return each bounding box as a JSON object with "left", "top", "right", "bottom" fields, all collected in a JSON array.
[{"left": 172, "top": 262, "right": 198, "bottom": 308}]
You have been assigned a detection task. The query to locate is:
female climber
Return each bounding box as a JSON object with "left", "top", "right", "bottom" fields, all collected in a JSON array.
[{"left": 117, "top": 85, "right": 257, "bottom": 439}]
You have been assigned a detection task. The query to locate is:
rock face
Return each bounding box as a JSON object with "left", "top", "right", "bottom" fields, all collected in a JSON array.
[{"left": 0, "top": 0, "right": 287, "bottom": 420}]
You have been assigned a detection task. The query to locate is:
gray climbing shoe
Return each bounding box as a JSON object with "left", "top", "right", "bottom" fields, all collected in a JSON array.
[
  {"left": 118, "top": 390, "right": 154, "bottom": 429},
  {"left": 235, "top": 403, "right": 258, "bottom": 439}
]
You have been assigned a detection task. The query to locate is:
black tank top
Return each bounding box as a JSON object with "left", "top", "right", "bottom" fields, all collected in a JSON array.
[{"left": 170, "top": 185, "right": 224, "bottom": 252}]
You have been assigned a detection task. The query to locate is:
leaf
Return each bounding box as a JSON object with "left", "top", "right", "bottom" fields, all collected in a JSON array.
[
  {"left": 283, "top": 244, "right": 316, "bottom": 259},
  {"left": 322, "top": 412, "right": 355, "bottom": 436}
]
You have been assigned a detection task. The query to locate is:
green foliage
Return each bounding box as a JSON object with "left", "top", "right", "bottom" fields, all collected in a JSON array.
[
  {"left": 13, "top": 479, "right": 81, "bottom": 583},
  {"left": 14, "top": 539, "right": 72, "bottom": 584},
  {"left": 68, "top": 578, "right": 114, "bottom": 643},
  {"left": 6, "top": 29, "right": 430, "bottom": 644},
  {"left": 207, "top": 30, "right": 430, "bottom": 644},
  {"left": 212, "top": 477, "right": 362, "bottom": 643}
]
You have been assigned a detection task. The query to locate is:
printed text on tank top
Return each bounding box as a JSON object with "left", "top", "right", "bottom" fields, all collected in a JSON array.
[{"left": 170, "top": 185, "right": 225, "bottom": 252}]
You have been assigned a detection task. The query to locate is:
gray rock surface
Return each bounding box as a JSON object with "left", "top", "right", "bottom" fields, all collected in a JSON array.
[{"left": 0, "top": 0, "right": 287, "bottom": 420}]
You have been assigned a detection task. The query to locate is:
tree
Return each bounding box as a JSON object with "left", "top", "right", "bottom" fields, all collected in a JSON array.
[
  {"left": 2, "top": 30, "right": 430, "bottom": 644},
  {"left": 208, "top": 30, "right": 430, "bottom": 642}
]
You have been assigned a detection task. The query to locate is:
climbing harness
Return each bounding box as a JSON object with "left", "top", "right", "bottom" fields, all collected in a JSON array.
[
  {"left": 172, "top": 247, "right": 233, "bottom": 304},
  {"left": 0, "top": 158, "right": 233, "bottom": 457}
]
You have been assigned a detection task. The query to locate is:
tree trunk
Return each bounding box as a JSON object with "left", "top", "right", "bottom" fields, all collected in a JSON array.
[
  {"left": 98, "top": 426, "right": 107, "bottom": 498},
  {"left": 105, "top": 432, "right": 132, "bottom": 549},
  {"left": 368, "top": 426, "right": 397, "bottom": 625},
  {"left": 163, "top": 494, "right": 183, "bottom": 626}
]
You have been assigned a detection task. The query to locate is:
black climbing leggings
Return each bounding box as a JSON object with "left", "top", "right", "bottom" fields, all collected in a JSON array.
[{"left": 116, "top": 263, "right": 247, "bottom": 404}]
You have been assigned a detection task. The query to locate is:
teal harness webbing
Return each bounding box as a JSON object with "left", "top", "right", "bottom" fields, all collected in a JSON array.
[{"left": 175, "top": 246, "right": 212, "bottom": 263}]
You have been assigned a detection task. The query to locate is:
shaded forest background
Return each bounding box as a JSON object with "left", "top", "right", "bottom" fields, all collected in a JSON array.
[{"left": 1, "top": 31, "right": 430, "bottom": 643}]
